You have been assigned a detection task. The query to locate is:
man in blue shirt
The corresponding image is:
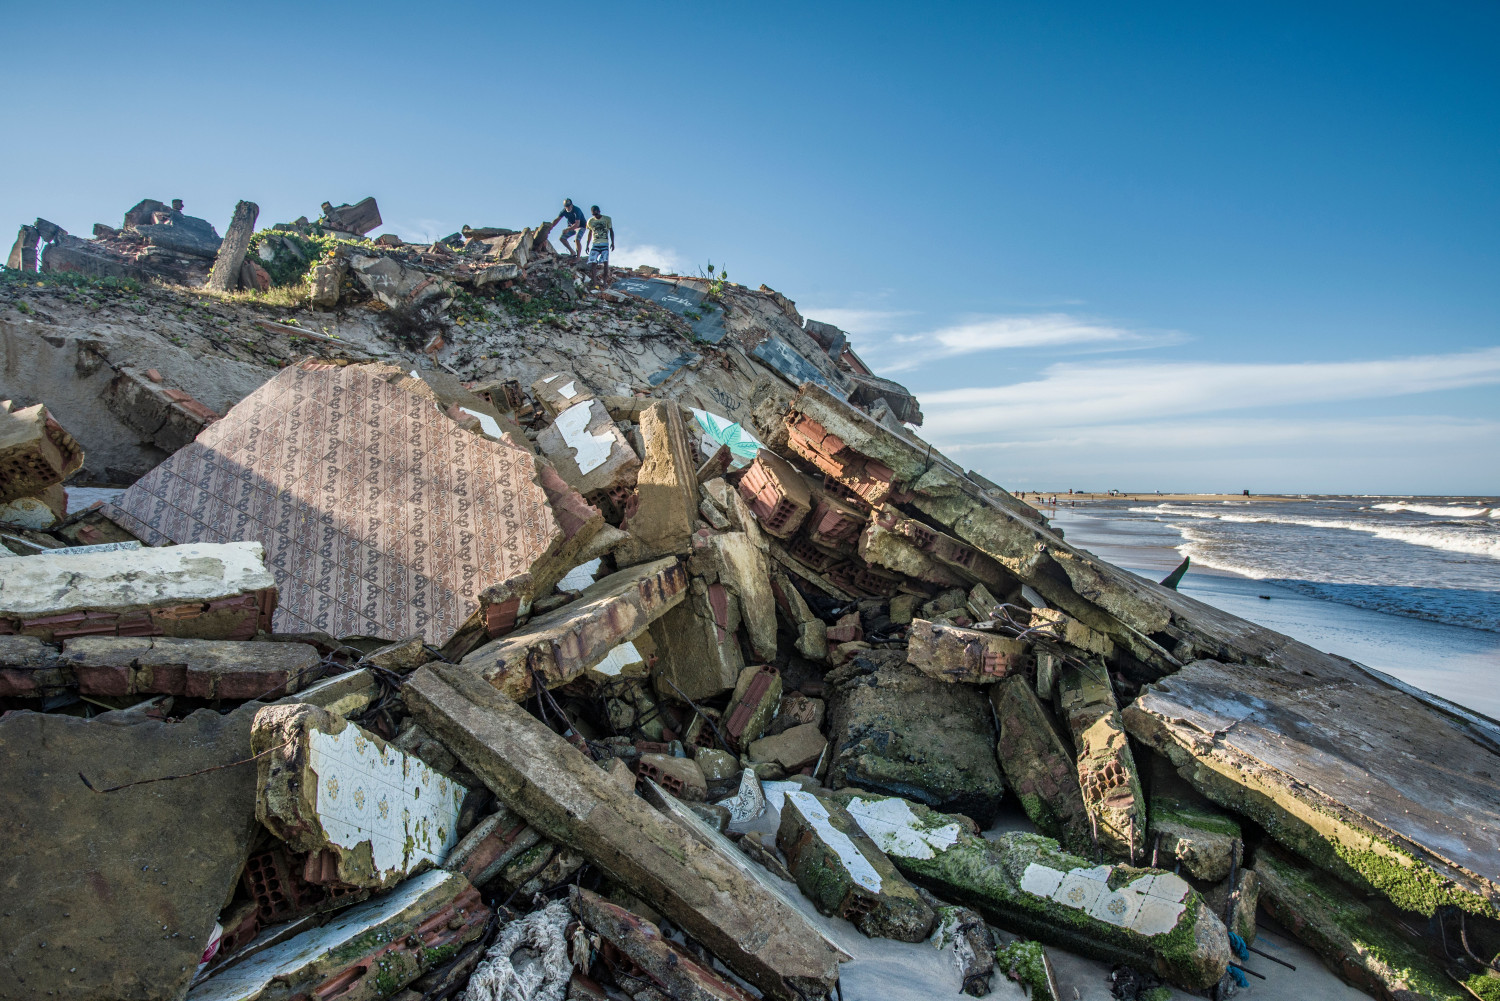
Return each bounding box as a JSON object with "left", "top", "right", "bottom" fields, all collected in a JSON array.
[{"left": 553, "top": 198, "right": 586, "bottom": 258}]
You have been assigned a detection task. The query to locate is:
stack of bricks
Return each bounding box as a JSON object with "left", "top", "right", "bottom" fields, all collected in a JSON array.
[{"left": 784, "top": 412, "right": 905, "bottom": 508}]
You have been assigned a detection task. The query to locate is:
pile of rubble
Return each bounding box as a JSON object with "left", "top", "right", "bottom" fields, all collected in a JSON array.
[{"left": 2, "top": 196, "right": 1499, "bottom": 1001}]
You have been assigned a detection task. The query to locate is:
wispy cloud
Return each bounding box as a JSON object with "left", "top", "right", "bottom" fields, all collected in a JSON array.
[
  {"left": 919, "top": 347, "right": 1500, "bottom": 435},
  {"left": 613, "top": 243, "right": 686, "bottom": 272},
  {"left": 928, "top": 313, "right": 1169, "bottom": 354}
]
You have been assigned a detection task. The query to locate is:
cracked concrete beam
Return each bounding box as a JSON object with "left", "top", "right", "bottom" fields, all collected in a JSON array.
[{"left": 402, "top": 663, "right": 843, "bottom": 1000}]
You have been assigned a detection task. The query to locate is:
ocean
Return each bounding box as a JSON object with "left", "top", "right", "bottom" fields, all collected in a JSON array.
[{"left": 1043, "top": 495, "right": 1500, "bottom": 718}]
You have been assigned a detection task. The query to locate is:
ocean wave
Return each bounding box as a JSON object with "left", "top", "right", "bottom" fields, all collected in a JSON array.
[
  {"left": 1128, "top": 504, "right": 1500, "bottom": 559},
  {"left": 1371, "top": 501, "right": 1497, "bottom": 519},
  {"left": 1168, "top": 532, "right": 1500, "bottom": 632}
]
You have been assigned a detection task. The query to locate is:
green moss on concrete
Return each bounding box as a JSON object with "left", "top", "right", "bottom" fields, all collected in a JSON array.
[
  {"left": 1333, "top": 840, "right": 1495, "bottom": 919},
  {"left": 1467, "top": 973, "right": 1500, "bottom": 1001},
  {"left": 1139, "top": 989, "right": 1171, "bottom": 1001},
  {"left": 995, "top": 939, "right": 1053, "bottom": 1000},
  {"left": 1151, "top": 800, "right": 1241, "bottom": 840},
  {"left": 1259, "top": 849, "right": 1466, "bottom": 1001}
]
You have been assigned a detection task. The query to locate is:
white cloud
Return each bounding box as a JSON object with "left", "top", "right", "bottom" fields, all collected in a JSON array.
[
  {"left": 927, "top": 313, "right": 1161, "bottom": 354},
  {"left": 918, "top": 347, "right": 1500, "bottom": 435},
  {"left": 612, "top": 243, "right": 686, "bottom": 273}
]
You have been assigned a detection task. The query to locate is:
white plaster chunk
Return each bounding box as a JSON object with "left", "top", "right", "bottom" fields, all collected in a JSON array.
[
  {"left": 542, "top": 374, "right": 560, "bottom": 384},
  {"left": 787, "top": 791, "right": 883, "bottom": 893},
  {"left": 590, "top": 640, "right": 644, "bottom": 678},
  {"left": 555, "top": 401, "right": 615, "bottom": 475},
  {"left": 558, "top": 380, "right": 579, "bottom": 399},
  {"left": 558, "top": 559, "right": 603, "bottom": 592},
  {"left": 1019, "top": 863, "right": 1188, "bottom": 937},
  {"left": 844, "top": 796, "right": 963, "bottom": 860},
  {"left": 307, "top": 725, "right": 464, "bottom": 882},
  {"left": 0, "top": 541, "right": 274, "bottom": 617},
  {"left": 458, "top": 407, "right": 505, "bottom": 439}
]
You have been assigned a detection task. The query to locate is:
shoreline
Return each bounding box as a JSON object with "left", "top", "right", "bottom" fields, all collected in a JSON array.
[{"left": 1046, "top": 504, "right": 1500, "bottom": 717}]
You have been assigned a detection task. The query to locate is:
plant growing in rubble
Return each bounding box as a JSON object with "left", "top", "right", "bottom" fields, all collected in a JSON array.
[{"left": 700, "top": 261, "right": 729, "bottom": 301}]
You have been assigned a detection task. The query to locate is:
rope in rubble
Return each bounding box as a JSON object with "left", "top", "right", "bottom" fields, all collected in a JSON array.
[{"left": 462, "top": 899, "right": 571, "bottom": 1001}]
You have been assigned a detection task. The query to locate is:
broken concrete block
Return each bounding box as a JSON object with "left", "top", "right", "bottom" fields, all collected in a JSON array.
[
  {"left": 991, "top": 676, "right": 1094, "bottom": 855},
  {"left": 648, "top": 575, "right": 745, "bottom": 701},
  {"left": 402, "top": 663, "right": 843, "bottom": 999},
  {"left": 0, "top": 541, "right": 276, "bottom": 642},
  {"left": 770, "top": 571, "right": 828, "bottom": 661},
  {"left": 536, "top": 398, "right": 641, "bottom": 495},
  {"left": 320, "top": 196, "right": 382, "bottom": 235},
  {"left": 531, "top": 372, "right": 596, "bottom": 418},
  {"left": 737, "top": 450, "right": 812, "bottom": 538},
  {"left": 7, "top": 224, "right": 39, "bottom": 271},
  {"left": 1256, "top": 845, "right": 1464, "bottom": 1001},
  {"left": 637, "top": 753, "right": 708, "bottom": 801},
  {"left": 1028, "top": 607, "right": 1114, "bottom": 657},
  {"left": 702, "top": 529, "right": 779, "bottom": 659},
  {"left": 835, "top": 792, "right": 1230, "bottom": 990},
  {"left": 619, "top": 401, "right": 700, "bottom": 562},
  {"left": 769, "top": 692, "right": 826, "bottom": 736},
  {"left": 0, "top": 634, "right": 68, "bottom": 696},
  {"left": 889, "top": 592, "right": 920, "bottom": 625},
  {"left": 722, "top": 663, "right": 783, "bottom": 749},
  {"left": 1149, "top": 761, "right": 1242, "bottom": 882},
  {"left": 1058, "top": 659, "right": 1147, "bottom": 863},
  {"left": 253, "top": 703, "right": 467, "bottom": 890},
  {"left": 1124, "top": 658, "right": 1500, "bottom": 920},
  {"left": 458, "top": 557, "right": 686, "bottom": 700},
  {"left": 100, "top": 366, "right": 220, "bottom": 454},
  {"left": 825, "top": 648, "right": 1006, "bottom": 823},
  {"left": 572, "top": 886, "right": 757, "bottom": 1001},
  {"left": 308, "top": 255, "right": 347, "bottom": 308},
  {"left": 861, "top": 506, "right": 1016, "bottom": 595},
  {"left": 930, "top": 905, "right": 997, "bottom": 997},
  {"left": 1202, "top": 867, "right": 1259, "bottom": 946},
  {"left": 0, "top": 402, "right": 84, "bottom": 503},
  {"left": 0, "top": 702, "right": 262, "bottom": 1001},
  {"left": 187, "top": 869, "right": 486, "bottom": 1001},
  {"left": 349, "top": 253, "right": 454, "bottom": 310},
  {"left": 282, "top": 667, "right": 382, "bottom": 717},
  {"left": 905, "top": 617, "right": 1028, "bottom": 684},
  {"left": 105, "top": 362, "right": 578, "bottom": 648},
  {"left": 58, "top": 635, "right": 318, "bottom": 700},
  {"left": 747, "top": 722, "right": 827, "bottom": 772},
  {"left": 778, "top": 790, "right": 936, "bottom": 941},
  {"left": 364, "top": 634, "right": 430, "bottom": 672}
]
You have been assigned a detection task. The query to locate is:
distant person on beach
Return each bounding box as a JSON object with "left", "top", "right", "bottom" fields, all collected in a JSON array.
[
  {"left": 586, "top": 205, "right": 614, "bottom": 285},
  {"left": 553, "top": 198, "right": 586, "bottom": 258}
]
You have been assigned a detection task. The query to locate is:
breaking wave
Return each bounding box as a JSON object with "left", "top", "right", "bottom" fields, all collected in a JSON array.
[
  {"left": 1167, "top": 522, "right": 1500, "bottom": 632},
  {"left": 1128, "top": 504, "right": 1500, "bottom": 560},
  {"left": 1371, "top": 501, "right": 1497, "bottom": 519}
]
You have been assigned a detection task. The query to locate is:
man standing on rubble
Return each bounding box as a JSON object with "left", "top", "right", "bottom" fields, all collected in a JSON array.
[
  {"left": 553, "top": 198, "right": 586, "bottom": 258},
  {"left": 585, "top": 205, "right": 615, "bottom": 287}
]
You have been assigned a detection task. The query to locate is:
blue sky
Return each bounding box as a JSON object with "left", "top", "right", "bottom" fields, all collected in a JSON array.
[{"left": 2, "top": 1, "right": 1495, "bottom": 494}]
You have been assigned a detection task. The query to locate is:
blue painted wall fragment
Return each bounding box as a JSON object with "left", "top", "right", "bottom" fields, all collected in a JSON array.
[
  {"left": 610, "top": 277, "right": 726, "bottom": 344},
  {"left": 647, "top": 351, "right": 701, "bottom": 387},
  {"left": 751, "top": 335, "right": 848, "bottom": 397}
]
